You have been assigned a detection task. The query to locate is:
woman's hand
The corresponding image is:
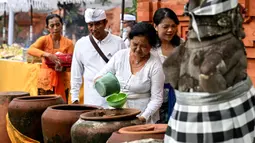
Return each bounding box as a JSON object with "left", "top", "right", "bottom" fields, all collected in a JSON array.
[
  {"left": 55, "top": 63, "right": 64, "bottom": 72},
  {"left": 94, "top": 76, "right": 102, "bottom": 84},
  {"left": 138, "top": 116, "right": 146, "bottom": 122},
  {"left": 43, "top": 52, "right": 61, "bottom": 65}
]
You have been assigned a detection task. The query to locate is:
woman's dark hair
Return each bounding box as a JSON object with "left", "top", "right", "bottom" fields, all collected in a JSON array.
[
  {"left": 153, "top": 8, "right": 181, "bottom": 47},
  {"left": 46, "top": 14, "right": 63, "bottom": 27},
  {"left": 129, "top": 22, "right": 158, "bottom": 48}
]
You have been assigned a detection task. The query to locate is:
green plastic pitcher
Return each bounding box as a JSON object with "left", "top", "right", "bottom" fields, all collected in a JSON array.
[{"left": 95, "top": 72, "right": 120, "bottom": 97}]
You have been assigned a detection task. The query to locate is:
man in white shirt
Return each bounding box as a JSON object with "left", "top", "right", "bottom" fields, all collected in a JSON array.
[
  {"left": 70, "top": 8, "right": 126, "bottom": 108},
  {"left": 121, "top": 14, "right": 136, "bottom": 48}
]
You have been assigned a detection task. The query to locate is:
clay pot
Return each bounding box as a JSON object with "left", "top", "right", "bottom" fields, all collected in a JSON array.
[
  {"left": 8, "top": 95, "right": 64, "bottom": 142},
  {"left": 42, "top": 104, "right": 102, "bottom": 143},
  {"left": 0, "top": 91, "right": 30, "bottom": 143},
  {"left": 107, "top": 124, "right": 167, "bottom": 143},
  {"left": 71, "top": 108, "right": 144, "bottom": 143}
]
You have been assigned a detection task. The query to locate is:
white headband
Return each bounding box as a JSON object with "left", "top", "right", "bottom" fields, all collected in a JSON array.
[
  {"left": 121, "top": 14, "right": 136, "bottom": 21},
  {"left": 85, "top": 8, "right": 106, "bottom": 23}
]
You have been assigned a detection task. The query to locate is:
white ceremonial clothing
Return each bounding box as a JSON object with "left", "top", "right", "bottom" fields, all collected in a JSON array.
[
  {"left": 95, "top": 49, "right": 165, "bottom": 123},
  {"left": 122, "top": 28, "right": 130, "bottom": 48},
  {"left": 70, "top": 33, "right": 126, "bottom": 108},
  {"left": 150, "top": 47, "right": 167, "bottom": 63},
  {"left": 151, "top": 39, "right": 184, "bottom": 63},
  {"left": 124, "top": 38, "right": 130, "bottom": 48}
]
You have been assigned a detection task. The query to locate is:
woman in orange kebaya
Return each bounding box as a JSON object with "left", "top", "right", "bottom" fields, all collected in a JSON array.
[{"left": 28, "top": 14, "right": 74, "bottom": 102}]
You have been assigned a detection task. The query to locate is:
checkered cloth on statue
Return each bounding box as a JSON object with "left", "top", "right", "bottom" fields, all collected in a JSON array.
[
  {"left": 164, "top": 1, "right": 255, "bottom": 142},
  {"left": 164, "top": 77, "right": 255, "bottom": 143}
]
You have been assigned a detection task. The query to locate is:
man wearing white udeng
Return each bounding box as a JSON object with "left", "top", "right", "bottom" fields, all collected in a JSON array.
[{"left": 70, "top": 8, "right": 126, "bottom": 107}]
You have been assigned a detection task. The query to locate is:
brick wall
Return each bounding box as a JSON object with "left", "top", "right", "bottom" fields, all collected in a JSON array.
[
  {"left": 105, "top": 7, "right": 121, "bottom": 36},
  {"left": 10, "top": 7, "right": 122, "bottom": 44},
  {"left": 137, "top": 0, "right": 255, "bottom": 84}
]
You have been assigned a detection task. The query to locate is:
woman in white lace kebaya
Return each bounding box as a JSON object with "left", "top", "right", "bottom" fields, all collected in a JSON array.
[
  {"left": 151, "top": 8, "right": 184, "bottom": 123},
  {"left": 95, "top": 22, "right": 165, "bottom": 123}
]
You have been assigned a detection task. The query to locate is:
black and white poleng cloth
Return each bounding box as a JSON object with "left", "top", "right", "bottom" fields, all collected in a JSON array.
[
  {"left": 186, "top": 0, "right": 238, "bottom": 41},
  {"left": 164, "top": 77, "right": 255, "bottom": 143}
]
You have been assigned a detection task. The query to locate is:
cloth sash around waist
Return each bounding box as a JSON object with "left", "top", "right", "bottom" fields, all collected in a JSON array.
[
  {"left": 127, "top": 93, "right": 150, "bottom": 99},
  {"left": 175, "top": 77, "right": 253, "bottom": 105}
]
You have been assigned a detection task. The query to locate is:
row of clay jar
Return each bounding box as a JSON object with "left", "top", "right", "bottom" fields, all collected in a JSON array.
[{"left": 0, "top": 92, "right": 167, "bottom": 143}]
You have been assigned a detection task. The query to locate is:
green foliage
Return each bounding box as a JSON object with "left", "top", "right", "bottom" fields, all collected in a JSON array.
[
  {"left": 125, "top": 0, "right": 137, "bottom": 16},
  {"left": 57, "top": 2, "right": 89, "bottom": 40}
]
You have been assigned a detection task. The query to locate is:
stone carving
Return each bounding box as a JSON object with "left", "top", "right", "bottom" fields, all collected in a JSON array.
[{"left": 163, "top": 0, "right": 247, "bottom": 93}]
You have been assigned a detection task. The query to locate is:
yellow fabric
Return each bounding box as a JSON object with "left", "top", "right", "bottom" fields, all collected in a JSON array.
[
  {"left": 6, "top": 114, "right": 40, "bottom": 143},
  {"left": 0, "top": 59, "right": 84, "bottom": 104},
  {"left": 0, "top": 60, "right": 40, "bottom": 96},
  {"left": 28, "top": 34, "right": 74, "bottom": 102}
]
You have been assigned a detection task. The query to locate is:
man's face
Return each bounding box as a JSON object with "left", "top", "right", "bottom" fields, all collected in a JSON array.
[
  {"left": 87, "top": 20, "right": 107, "bottom": 39},
  {"left": 122, "top": 21, "right": 129, "bottom": 28}
]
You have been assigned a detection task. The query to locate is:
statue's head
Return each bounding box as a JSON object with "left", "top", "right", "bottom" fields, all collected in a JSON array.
[{"left": 188, "top": 0, "right": 204, "bottom": 11}]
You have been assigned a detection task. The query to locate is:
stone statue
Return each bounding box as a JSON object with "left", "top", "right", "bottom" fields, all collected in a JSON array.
[{"left": 163, "top": 0, "right": 247, "bottom": 93}]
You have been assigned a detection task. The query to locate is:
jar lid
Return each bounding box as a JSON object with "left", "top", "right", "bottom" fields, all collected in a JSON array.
[
  {"left": 80, "top": 108, "right": 141, "bottom": 121},
  {"left": 118, "top": 124, "right": 168, "bottom": 134}
]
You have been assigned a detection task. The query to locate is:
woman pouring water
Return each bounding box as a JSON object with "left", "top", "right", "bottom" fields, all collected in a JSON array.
[{"left": 94, "top": 22, "right": 165, "bottom": 123}]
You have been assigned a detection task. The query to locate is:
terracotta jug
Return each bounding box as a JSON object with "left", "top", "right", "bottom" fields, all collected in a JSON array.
[
  {"left": 8, "top": 95, "right": 64, "bottom": 142},
  {"left": 71, "top": 108, "right": 144, "bottom": 143},
  {"left": 42, "top": 104, "right": 102, "bottom": 143},
  {"left": 0, "top": 91, "right": 30, "bottom": 143},
  {"left": 107, "top": 124, "right": 167, "bottom": 143}
]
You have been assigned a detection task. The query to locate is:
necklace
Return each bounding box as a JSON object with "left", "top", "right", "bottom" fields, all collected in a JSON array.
[
  {"left": 131, "top": 58, "right": 142, "bottom": 65},
  {"left": 131, "top": 57, "right": 148, "bottom": 68},
  {"left": 132, "top": 62, "right": 144, "bottom": 68},
  {"left": 130, "top": 51, "right": 150, "bottom": 67}
]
